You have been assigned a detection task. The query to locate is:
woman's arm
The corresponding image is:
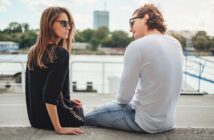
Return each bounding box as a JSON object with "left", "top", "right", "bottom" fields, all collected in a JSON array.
[{"left": 45, "top": 103, "right": 84, "bottom": 135}]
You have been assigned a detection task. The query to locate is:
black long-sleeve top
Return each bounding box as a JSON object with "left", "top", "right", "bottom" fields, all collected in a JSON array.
[{"left": 25, "top": 45, "right": 72, "bottom": 130}]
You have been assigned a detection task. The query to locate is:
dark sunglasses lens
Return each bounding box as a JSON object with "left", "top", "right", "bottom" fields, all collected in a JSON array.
[{"left": 61, "top": 21, "right": 67, "bottom": 27}]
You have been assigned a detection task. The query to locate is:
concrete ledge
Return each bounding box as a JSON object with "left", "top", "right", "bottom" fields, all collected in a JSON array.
[
  {"left": 1, "top": 93, "right": 214, "bottom": 139},
  {"left": 180, "top": 91, "right": 206, "bottom": 95},
  {"left": 0, "top": 127, "right": 214, "bottom": 140}
]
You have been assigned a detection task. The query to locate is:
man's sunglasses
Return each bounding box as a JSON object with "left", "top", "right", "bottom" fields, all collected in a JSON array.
[
  {"left": 55, "top": 20, "right": 73, "bottom": 28},
  {"left": 129, "top": 16, "right": 144, "bottom": 28}
]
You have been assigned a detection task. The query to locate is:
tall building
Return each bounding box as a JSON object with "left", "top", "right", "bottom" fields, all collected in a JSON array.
[{"left": 93, "top": 10, "right": 109, "bottom": 29}]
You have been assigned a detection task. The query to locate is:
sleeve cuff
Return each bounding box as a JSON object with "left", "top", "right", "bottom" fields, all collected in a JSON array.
[{"left": 43, "top": 98, "right": 59, "bottom": 105}]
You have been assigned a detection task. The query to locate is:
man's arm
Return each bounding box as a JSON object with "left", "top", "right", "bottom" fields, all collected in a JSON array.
[{"left": 116, "top": 43, "right": 141, "bottom": 104}]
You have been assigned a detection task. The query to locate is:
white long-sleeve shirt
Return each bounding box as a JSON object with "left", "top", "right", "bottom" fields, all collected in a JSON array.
[{"left": 116, "top": 34, "right": 184, "bottom": 133}]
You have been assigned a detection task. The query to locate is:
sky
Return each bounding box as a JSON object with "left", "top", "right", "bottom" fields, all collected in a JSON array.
[{"left": 0, "top": 0, "right": 214, "bottom": 36}]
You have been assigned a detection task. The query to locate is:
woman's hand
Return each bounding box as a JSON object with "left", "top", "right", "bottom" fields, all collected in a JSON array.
[
  {"left": 45, "top": 103, "right": 84, "bottom": 135},
  {"left": 56, "top": 127, "right": 84, "bottom": 135}
]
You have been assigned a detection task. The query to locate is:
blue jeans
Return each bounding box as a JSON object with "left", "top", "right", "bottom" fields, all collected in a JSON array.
[{"left": 85, "top": 102, "right": 147, "bottom": 133}]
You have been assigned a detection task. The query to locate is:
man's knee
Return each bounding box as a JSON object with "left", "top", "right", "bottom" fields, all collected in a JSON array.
[{"left": 84, "top": 111, "right": 95, "bottom": 125}]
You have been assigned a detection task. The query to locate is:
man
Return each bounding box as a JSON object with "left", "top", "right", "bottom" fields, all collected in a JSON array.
[{"left": 85, "top": 3, "right": 184, "bottom": 133}]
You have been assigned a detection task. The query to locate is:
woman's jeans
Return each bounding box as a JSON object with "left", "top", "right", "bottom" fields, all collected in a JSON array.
[{"left": 85, "top": 102, "right": 147, "bottom": 133}]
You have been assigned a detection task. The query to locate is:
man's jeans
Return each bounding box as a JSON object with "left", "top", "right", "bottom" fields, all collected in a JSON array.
[{"left": 85, "top": 102, "right": 147, "bottom": 133}]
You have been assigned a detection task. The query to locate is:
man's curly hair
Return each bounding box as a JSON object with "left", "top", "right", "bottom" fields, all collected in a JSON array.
[{"left": 134, "top": 4, "right": 167, "bottom": 33}]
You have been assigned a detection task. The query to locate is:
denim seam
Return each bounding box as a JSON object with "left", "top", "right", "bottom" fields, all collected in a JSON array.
[{"left": 93, "top": 109, "right": 126, "bottom": 116}]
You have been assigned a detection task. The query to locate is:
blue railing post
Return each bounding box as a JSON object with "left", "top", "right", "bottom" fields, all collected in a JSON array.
[{"left": 198, "top": 61, "right": 201, "bottom": 92}]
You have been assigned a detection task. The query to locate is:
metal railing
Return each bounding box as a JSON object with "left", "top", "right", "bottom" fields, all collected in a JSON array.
[
  {"left": 0, "top": 55, "right": 213, "bottom": 94},
  {"left": 183, "top": 55, "right": 214, "bottom": 93},
  {"left": 0, "top": 60, "right": 26, "bottom": 92},
  {"left": 70, "top": 60, "right": 123, "bottom": 93}
]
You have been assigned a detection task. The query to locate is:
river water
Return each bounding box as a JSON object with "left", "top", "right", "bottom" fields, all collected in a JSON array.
[{"left": 0, "top": 54, "right": 213, "bottom": 94}]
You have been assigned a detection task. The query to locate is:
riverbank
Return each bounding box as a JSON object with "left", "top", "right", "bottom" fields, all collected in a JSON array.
[
  {"left": 18, "top": 47, "right": 125, "bottom": 55},
  {"left": 17, "top": 48, "right": 213, "bottom": 56}
]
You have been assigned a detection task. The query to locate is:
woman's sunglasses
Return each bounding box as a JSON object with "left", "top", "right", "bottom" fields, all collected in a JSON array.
[{"left": 55, "top": 20, "right": 73, "bottom": 28}]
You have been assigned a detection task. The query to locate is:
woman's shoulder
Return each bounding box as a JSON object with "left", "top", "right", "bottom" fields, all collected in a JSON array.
[
  {"left": 48, "top": 45, "right": 69, "bottom": 59},
  {"left": 45, "top": 45, "right": 69, "bottom": 67},
  {"left": 48, "top": 44, "right": 68, "bottom": 54}
]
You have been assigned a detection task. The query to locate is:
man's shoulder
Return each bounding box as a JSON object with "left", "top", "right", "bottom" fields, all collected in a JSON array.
[
  {"left": 132, "top": 35, "right": 160, "bottom": 45},
  {"left": 134, "top": 34, "right": 180, "bottom": 46},
  {"left": 128, "top": 35, "right": 156, "bottom": 49}
]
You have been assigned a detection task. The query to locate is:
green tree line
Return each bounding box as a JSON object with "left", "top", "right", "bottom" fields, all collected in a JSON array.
[
  {"left": 0, "top": 22, "right": 132, "bottom": 50},
  {"left": 0, "top": 22, "right": 213, "bottom": 51},
  {"left": 75, "top": 27, "right": 133, "bottom": 50},
  {"left": 0, "top": 22, "right": 37, "bottom": 48},
  {"left": 170, "top": 31, "right": 214, "bottom": 51},
  {"left": 191, "top": 31, "right": 214, "bottom": 51}
]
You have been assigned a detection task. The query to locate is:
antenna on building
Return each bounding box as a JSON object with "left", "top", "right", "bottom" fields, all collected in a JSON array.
[{"left": 104, "top": 2, "right": 107, "bottom": 11}]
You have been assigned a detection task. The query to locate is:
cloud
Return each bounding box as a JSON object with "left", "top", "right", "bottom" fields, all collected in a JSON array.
[
  {"left": 165, "top": 0, "right": 214, "bottom": 35},
  {"left": 20, "top": 0, "right": 70, "bottom": 14},
  {"left": 138, "top": 0, "right": 160, "bottom": 7},
  {"left": 207, "top": 0, "right": 214, "bottom": 13},
  {"left": 20, "top": 0, "right": 98, "bottom": 15},
  {"left": 73, "top": 13, "right": 92, "bottom": 30},
  {"left": 87, "top": 0, "right": 97, "bottom": 6},
  {"left": 200, "top": 1, "right": 214, "bottom": 35},
  {"left": 0, "top": 0, "right": 11, "bottom": 13},
  {"left": 61, "top": 0, "right": 97, "bottom": 5},
  {"left": 120, "top": 5, "right": 131, "bottom": 11}
]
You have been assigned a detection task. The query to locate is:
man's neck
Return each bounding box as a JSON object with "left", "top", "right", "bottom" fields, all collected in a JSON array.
[{"left": 145, "top": 29, "right": 162, "bottom": 36}]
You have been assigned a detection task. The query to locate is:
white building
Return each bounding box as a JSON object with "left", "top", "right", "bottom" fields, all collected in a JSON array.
[{"left": 0, "top": 41, "right": 19, "bottom": 54}]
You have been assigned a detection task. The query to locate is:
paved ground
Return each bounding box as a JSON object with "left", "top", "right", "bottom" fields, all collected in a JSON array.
[
  {"left": 1, "top": 127, "right": 214, "bottom": 140},
  {"left": 0, "top": 93, "right": 214, "bottom": 139}
]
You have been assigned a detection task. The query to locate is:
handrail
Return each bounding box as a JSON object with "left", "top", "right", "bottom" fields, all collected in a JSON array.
[
  {"left": 183, "top": 55, "right": 214, "bottom": 93},
  {"left": 70, "top": 60, "right": 123, "bottom": 93},
  {"left": 0, "top": 55, "right": 213, "bottom": 94}
]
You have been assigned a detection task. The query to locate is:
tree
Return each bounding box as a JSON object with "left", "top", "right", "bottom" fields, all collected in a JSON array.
[
  {"left": 206, "top": 37, "right": 214, "bottom": 52},
  {"left": 22, "top": 23, "right": 30, "bottom": 32},
  {"left": 0, "top": 33, "right": 13, "bottom": 41},
  {"left": 3, "top": 22, "right": 22, "bottom": 33},
  {"left": 101, "top": 36, "right": 113, "bottom": 47},
  {"left": 94, "top": 27, "right": 109, "bottom": 41},
  {"left": 192, "top": 31, "right": 210, "bottom": 51},
  {"left": 19, "top": 31, "right": 37, "bottom": 48},
  {"left": 90, "top": 37, "right": 99, "bottom": 50},
  {"left": 79, "top": 27, "right": 110, "bottom": 48},
  {"left": 75, "top": 31, "right": 86, "bottom": 42},
  {"left": 81, "top": 28, "right": 95, "bottom": 42},
  {"left": 111, "top": 30, "right": 132, "bottom": 48},
  {"left": 171, "top": 33, "right": 186, "bottom": 49}
]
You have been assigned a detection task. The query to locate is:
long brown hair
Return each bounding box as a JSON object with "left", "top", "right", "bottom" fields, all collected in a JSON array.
[
  {"left": 134, "top": 4, "right": 166, "bottom": 33},
  {"left": 27, "top": 7, "right": 76, "bottom": 70}
]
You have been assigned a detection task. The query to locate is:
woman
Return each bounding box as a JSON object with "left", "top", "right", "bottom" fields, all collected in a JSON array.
[{"left": 25, "top": 7, "right": 84, "bottom": 135}]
